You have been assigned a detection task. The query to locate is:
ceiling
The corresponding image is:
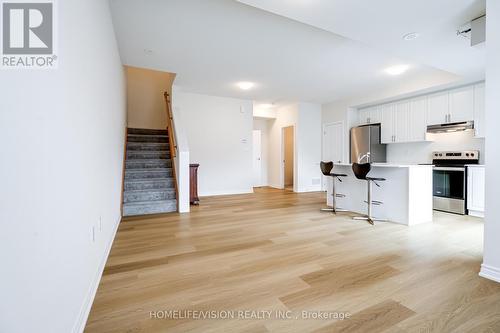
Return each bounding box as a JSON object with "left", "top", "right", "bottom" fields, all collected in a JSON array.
[
  {"left": 110, "top": 0, "right": 484, "bottom": 105},
  {"left": 237, "top": 0, "right": 486, "bottom": 80}
]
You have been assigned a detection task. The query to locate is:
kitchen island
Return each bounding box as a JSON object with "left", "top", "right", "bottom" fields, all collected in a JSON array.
[{"left": 326, "top": 163, "right": 433, "bottom": 225}]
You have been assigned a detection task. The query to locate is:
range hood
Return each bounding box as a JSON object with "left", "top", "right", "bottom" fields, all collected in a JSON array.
[{"left": 427, "top": 121, "right": 474, "bottom": 133}]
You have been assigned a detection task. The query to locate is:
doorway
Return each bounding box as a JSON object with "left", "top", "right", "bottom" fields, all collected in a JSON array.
[
  {"left": 252, "top": 130, "right": 263, "bottom": 187},
  {"left": 322, "top": 122, "right": 344, "bottom": 190},
  {"left": 282, "top": 126, "right": 294, "bottom": 191}
]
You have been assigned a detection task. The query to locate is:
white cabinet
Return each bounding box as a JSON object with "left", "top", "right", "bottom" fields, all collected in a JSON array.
[
  {"left": 380, "top": 103, "right": 395, "bottom": 144},
  {"left": 427, "top": 91, "right": 449, "bottom": 125},
  {"left": 356, "top": 82, "right": 483, "bottom": 143},
  {"left": 358, "top": 106, "right": 380, "bottom": 125},
  {"left": 409, "top": 96, "right": 428, "bottom": 141},
  {"left": 394, "top": 101, "right": 410, "bottom": 143},
  {"left": 379, "top": 101, "right": 427, "bottom": 144},
  {"left": 379, "top": 102, "right": 412, "bottom": 143},
  {"left": 467, "top": 166, "right": 485, "bottom": 218},
  {"left": 449, "top": 86, "right": 474, "bottom": 123},
  {"left": 474, "top": 83, "right": 485, "bottom": 138},
  {"left": 358, "top": 108, "right": 370, "bottom": 125}
]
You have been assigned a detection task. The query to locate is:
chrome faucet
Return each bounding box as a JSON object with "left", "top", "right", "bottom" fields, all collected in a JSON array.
[{"left": 358, "top": 152, "right": 371, "bottom": 163}]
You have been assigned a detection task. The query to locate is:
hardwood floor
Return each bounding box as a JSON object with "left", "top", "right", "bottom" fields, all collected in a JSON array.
[{"left": 85, "top": 188, "right": 500, "bottom": 333}]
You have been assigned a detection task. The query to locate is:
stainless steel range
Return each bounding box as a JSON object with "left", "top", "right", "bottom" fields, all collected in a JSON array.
[{"left": 432, "top": 151, "right": 479, "bottom": 215}]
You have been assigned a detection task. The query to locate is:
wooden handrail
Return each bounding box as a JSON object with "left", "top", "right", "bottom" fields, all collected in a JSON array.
[
  {"left": 164, "top": 92, "right": 177, "bottom": 158},
  {"left": 164, "top": 92, "right": 179, "bottom": 209}
]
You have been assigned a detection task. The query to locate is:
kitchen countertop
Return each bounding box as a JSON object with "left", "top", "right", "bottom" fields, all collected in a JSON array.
[{"left": 335, "top": 163, "right": 434, "bottom": 168}]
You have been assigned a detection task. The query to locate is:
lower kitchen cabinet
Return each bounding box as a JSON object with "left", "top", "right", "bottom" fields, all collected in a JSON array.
[{"left": 467, "top": 166, "right": 485, "bottom": 218}]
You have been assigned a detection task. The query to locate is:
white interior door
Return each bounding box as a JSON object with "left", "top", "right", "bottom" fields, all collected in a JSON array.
[
  {"left": 322, "top": 122, "right": 343, "bottom": 189},
  {"left": 252, "top": 130, "right": 262, "bottom": 187}
]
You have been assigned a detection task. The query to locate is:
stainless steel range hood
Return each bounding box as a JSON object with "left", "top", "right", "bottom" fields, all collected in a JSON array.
[{"left": 427, "top": 121, "right": 474, "bottom": 133}]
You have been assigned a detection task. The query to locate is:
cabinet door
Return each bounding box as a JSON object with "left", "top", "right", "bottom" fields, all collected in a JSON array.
[
  {"left": 427, "top": 91, "right": 449, "bottom": 125},
  {"left": 467, "top": 167, "right": 485, "bottom": 213},
  {"left": 380, "top": 103, "right": 395, "bottom": 144},
  {"left": 394, "top": 101, "right": 410, "bottom": 143},
  {"left": 358, "top": 109, "right": 370, "bottom": 125},
  {"left": 474, "top": 83, "right": 485, "bottom": 138},
  {"left": 369, "top": 107, "right": 381, "bottom": 124},
  {"left": 409, "top": 96, "right": 428, "bottom": 141},
  {"left": 449, "top": 86, "right": 474, "bottom": 122}
]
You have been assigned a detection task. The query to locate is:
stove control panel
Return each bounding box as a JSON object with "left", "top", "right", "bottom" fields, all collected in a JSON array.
[{"left": 433, "top": 151, "right": 479, "bottom": 160}]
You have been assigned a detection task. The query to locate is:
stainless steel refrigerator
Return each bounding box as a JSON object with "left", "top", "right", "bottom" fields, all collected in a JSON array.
[{"left": 350, "top": 124, "right": 387, "bottom": 163}]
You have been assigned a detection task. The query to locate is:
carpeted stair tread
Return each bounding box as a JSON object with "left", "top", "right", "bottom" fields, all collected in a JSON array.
[{"left": 122, "top": 127, "right": 177, "bottom": 216}]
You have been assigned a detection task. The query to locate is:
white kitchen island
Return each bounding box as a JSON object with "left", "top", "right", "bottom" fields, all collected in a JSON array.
[{"left": 326, "top": 163, "right": 433, "bottom": 225}]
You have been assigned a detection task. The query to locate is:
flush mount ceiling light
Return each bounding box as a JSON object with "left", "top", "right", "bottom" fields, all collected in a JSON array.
[
  {"left": 384, "top": 65, "right": 410, "bottom": 76},
  {"left": 237, "top": 82, "right": 255, "bottom": 90},
  {"left": 403, "top": 32, "right": 420, "bottom": 41}
]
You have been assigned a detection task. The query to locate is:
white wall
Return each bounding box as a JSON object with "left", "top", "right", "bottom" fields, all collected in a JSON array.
[
  {"left": 0, "top": 1, "right": 126, "bottom": 332},
  {"left": 253, "top": 103, "right": 277, "bottom": 119},
  {"left": 267, "top": 103, "right": 322, "bottom": 192},
  {"left": 172, "top": 91, "right": 253, "bottom": 196},
  {"left": 297, "top": 103, "right": 322, "bottom": 192},
  {"left": 480, "top": 0, "right": 500, "bottom": 283},
  {"left": 387, "top": 131, "right": 485, "bottom": 164},
  {"left": 268, "top": 104, "right": 299, "bottom": 189},
  {"left": 253, "top": 118, "right": 272, "bottom": 186},
  {"left": 125, "top": 66, "right": 176, "bottom": 130}
]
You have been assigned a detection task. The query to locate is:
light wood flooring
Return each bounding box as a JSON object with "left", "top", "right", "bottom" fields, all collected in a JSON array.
[{"left": 85, "top": 187, "right": 500, "bottom": 333}]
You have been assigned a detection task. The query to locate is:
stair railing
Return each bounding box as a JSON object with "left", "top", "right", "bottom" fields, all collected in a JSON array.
[{"left": 164, "top": 92, "right": 179, "bottom": 207}]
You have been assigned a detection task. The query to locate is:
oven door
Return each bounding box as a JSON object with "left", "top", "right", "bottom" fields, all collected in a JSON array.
[{"left": 433, "top": 167, "right": 466, "bottom": 214}]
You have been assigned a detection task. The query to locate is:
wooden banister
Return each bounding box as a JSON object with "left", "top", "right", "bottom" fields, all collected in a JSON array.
[
  {"left": 164, "top": 92, "right": 179, "bottom": 208},
  {"left": 164, "top": 92, "right": 177, "bottom": 158}
]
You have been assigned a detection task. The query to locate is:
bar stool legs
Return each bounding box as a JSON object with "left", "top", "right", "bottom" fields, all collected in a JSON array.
[
  {"left": 353, "top": 179, "right": 387, "bottom": 225},
  {"left": 321, "top": 176, "right": 347, "bottom": 214}
]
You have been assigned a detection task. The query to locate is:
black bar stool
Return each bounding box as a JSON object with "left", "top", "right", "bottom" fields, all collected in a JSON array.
[
  {"left": 320, "top": 161, "right": 348, "bottom": 214},
  {"left": 352, "top": 163, "right": 386, "bottom": 225}
]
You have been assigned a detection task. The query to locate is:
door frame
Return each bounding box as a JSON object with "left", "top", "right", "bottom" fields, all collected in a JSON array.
[
  {"left": 281, "top": 125, "right": 296, "bottom": 191},
  {"left": 322, "top": 121, "right": 345, "bottom": 191},
  {"left": 252, "top": 129, "right": 263, "bottom": 187}
]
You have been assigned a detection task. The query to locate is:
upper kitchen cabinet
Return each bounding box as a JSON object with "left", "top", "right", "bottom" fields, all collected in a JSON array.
[
  {"left": 408, "top": 96, "right": 428, "bottom": 141},
  {"left": 474, "top": 83, "right": 485, "bottom": 138},
  {"left": 449, "top": 86, "right": 474, "bottom": 123},
  {"left": 427, "top": 91, "right": 449, "bottom": 125},
  {"left": 358, "top": 106, "right": 380, "bottom": 125},
  {"left": 394, "top": 101, "right": 410, "bottom": 143},
  {"left": 380, "top": 103, "right": 395, "bottom": 144},
  {"left": 355, "top": 82, "right": 484, "bottom": 143}
]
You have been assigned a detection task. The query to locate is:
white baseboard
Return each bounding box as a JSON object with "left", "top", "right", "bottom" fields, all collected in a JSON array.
[
  {"left": 479, "top": 264, "right": 500, "bottom": 283},
  {"left": 296, "top": 186, "right": 322, "bottom": 193},
  {"left": 468, "top": 210, "right": 484, "bottom": 218},
  {"left": 199, "top": 188, "right": 254, "bottom": 197},
  {"left": 72, "top": 215, "right": 122, "bottom": 333}
]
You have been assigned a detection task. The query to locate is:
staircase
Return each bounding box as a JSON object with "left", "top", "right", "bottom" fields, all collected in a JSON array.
[{"left": 122, "top": 128, "right": 177, "bottom": 216}]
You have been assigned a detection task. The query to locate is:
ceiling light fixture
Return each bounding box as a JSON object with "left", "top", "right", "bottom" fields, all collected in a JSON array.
[
  {"left": 237, "top": 82, "right": 255, "bottom": 90},
  {"left": 384, "top": 65, "right": 410, "bottom": 76},
  {"left": 403, "top": 32, "right": 420, "bottom": 41}
]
